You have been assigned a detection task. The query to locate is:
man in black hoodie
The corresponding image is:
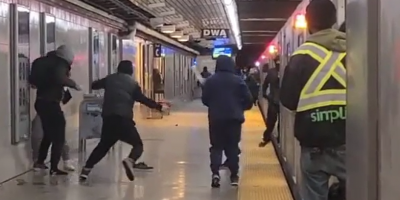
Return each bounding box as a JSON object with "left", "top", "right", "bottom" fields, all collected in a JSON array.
[
  {"left": 201, "top": 55, "right": 253, "bottom": 188},
  {"left": 32, "top": 45, "right": 81, "bottom": 175},
  {"left": 79, "top": 60, "right": 168, "bottom": 181},
  {"left": 259, "top": 58, "right": 281, "bottom": 147}
]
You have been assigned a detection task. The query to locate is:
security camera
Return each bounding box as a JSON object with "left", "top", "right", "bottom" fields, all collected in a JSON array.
[{"left": 118, "top": 24, "right": 136, "bottom": 39}]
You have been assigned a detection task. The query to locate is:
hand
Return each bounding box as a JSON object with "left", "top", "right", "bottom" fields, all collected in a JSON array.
[
  {"left": 161, "top": 104, "right": 170, "bottom": 113},
  {"left": 74, "top": 84, "right": 82, "bottom": 91}
]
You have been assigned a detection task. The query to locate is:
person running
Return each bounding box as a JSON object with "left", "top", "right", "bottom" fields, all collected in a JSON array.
[{"left": 79, "top": 60, "right": 169, "bottom": 181}]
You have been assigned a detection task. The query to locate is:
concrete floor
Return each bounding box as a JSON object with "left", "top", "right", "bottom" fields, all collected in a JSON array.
[{"left": 0, "top": 100, "right": 237, "bottom": 200}]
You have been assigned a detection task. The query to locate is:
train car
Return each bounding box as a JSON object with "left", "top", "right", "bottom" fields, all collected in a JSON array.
[{"left": 256, "top": 0, "right": 346, "bottom": 190}]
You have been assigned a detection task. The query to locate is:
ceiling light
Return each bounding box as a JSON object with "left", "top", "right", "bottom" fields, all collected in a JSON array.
[
  {"left": 222, "top": 0, "right": 242, "bottom": 49},
  {"left": 178, "top": 35, "right": 189, "bottom": 42},
  {"left": 171, "top": 31, "right": 183, "bottom": 38},
  {"left": 161, "top": 25, "right": 176, "bottom": 34}
]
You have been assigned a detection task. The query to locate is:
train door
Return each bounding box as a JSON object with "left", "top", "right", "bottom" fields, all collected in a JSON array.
[
  {"left": 108, "top": 34, "right": 119, "bottom": 74},
  {"left": 10, "top": 5, "right": 33, "bottom": 143},
  {"left": 89, "top": 27, "right": 100, "bottom": 93}
]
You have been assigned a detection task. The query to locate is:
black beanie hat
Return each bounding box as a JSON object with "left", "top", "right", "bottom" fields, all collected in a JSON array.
[
  {"left": 306, "top": 0, "right": 337, "bottom": 30},
  {"left": 117, "top": 60, "right": 133, "bottom": 75}
]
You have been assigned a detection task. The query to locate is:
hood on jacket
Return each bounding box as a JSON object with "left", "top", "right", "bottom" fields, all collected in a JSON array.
[
  {"left": 215, "top": 55, "right": 235, "bottom": 73},
  {"left": 117, "top": 60, "right": 134, "bottom": 75},
  {"left": 55, "top": 45, "right": 75, "bottom": 65},
  {"left": 306, "top": 29, "right": 346, "bottom": 52}
]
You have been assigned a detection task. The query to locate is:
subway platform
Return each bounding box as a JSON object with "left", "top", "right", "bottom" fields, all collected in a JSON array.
[{"left": 0, "top": 100, "right": 291, "bottom": 200}]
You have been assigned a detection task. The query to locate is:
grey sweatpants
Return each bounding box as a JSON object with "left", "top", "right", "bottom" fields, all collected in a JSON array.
[
  {"left": 31, "top": 115, "right": 70, "bottom": 161},
  {"left": 300, "top": 146, "right": 346, "bottom": 200}
]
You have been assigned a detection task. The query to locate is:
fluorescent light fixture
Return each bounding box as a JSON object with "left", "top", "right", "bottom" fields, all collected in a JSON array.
[
  {"left": 222, "top": 0, "right": 242, "bottom": 49},
  {"left": 170, "top": 31, "right": 183, "bottom": 38},
  {"left": 161, "top": 25, "right": 176, "bottom": 33},
  {"left": 178, "top": 35, "right": 189, "bottom": 42}
]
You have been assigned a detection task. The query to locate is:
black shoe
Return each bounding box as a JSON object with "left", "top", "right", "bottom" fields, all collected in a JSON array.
[
  {"left": 122, "top": 158, "right": 135, "bottom": 181},
  {"left": 259, "top": 138, "right": 271, "bottom": 147},
  {"left": 79, "top": 168, "right": 91, "bottom": 181},
  {"left": 230, "top": 175, "right": 239, "bottom": 186},
  {"left": 50, "top": 169, "right": 68, "bottom": 176},
  {"left": 33, "top": 163, "right": 48, "bottom": 171},
  {"left": 133, "top": 162, "right": 154, "bottom": 170},
  {"left": 211, "top": 174, "right": 221, "bottom": 188}
]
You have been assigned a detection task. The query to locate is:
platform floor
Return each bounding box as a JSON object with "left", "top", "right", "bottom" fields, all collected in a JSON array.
[{"left": 0, "top": 100, "right": 291, "bottom": 200}]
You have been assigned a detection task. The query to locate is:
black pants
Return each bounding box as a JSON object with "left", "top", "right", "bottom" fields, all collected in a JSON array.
[
  {"left": 209, "top": 120, "right": 241, "bottom": 176},
  {"left": 263, "top": 102, "right": 280, "bottom": 142},
  {"left": 84, "top": 115, "right": 143, "bottom": 168},
  {"left": 35, "top": 99, "right": 66, "bottom": 170}
]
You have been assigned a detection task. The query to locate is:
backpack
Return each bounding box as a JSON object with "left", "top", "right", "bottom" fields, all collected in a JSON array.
[{"left": 29, "top": 56, "right": 51, "bottom": 87}]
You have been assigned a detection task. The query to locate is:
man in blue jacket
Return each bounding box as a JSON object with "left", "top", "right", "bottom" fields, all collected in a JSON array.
[{"left": 201, "top": 55, "right": 253, "bottom": 188}]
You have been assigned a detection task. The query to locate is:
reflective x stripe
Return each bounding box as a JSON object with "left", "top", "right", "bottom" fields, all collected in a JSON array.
[{"left": 293, "top": 43, "right": 347, "bottom": 112}]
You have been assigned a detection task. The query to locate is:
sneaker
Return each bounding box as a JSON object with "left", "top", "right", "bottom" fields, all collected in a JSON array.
[
  {"left": 259, "top": 138, "right": 271, "bottom": 147},
  {"left": 50, "top": 169, "right": 68, "bottom": 176},
  {"left": 211, "top": 174, "right": 221, "bottom": 188},
  {"left": 79, "top": 168, "right": 91, "bottom": 181},
  {"left": 33, "top": 163, "right": 48, "bottom": 171},
  {"left": 133, "top": 162, "right": 154, "bottom": 170},
  {"left": 122, "top": 158, "right": 135, "bottom": 181},
  {"left": 63, "top": 160, "right": 75, "bottom": 171},
  {"left": 230, "top": 175, "right": 239, "bottom": 186}
]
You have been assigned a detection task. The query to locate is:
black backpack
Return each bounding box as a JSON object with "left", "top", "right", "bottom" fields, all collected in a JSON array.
[{"left": 29, "top": 56, "right": 51, "bottom": 87}]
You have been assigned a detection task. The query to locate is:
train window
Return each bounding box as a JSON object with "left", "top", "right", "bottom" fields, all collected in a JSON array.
[
  {"left": 298, "top": 34, "right": 304, "bottom": 47},
  {"left": 45, "top": 15, "right": 55, "bottom": 52}
]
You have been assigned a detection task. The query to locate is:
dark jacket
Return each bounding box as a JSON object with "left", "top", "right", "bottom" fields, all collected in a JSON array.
[
  {"left": 280, "top": 29, "right": 346, "bottom": 148},
  {"left": 201, "top": 55, "right": 253, "bottom": 123},
  {"left": 201, "top": 70, "right": 212, "bottom": 79},
  {"left": 245, "top": 75, "right": 259, "bottom": 100},
  {"left": 262, "top": 67, "right": 280, "bottom": 104},
  {"left": 92, "top": 62, "right": 162, "bottom": 119},
  {"left": 35, "top": 46, "right": 77, "bottom": 102}
]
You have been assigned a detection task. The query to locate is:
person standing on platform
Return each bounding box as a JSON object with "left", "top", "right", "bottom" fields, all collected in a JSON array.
[
  {"left": 201, "top": 55, "right": 253, "bottom": 188},
  {"left": 79, "top": 60, "right": 169, "bottom": 182},
  {"left": 259, "top": 58, "right": 281, "bottom": 147},
  {"left": 30, "top": 45, "right": 81, "bottom": 175},
  {"left": 280, "top": 0, "right": 346, "bottom": 199}
]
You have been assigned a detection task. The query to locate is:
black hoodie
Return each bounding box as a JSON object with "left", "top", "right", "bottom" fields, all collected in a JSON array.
[
  {"left": 91, "top": 60, "right": 161, "bottom": 119},
  {"left": 201, "top": 55, "right": 253, "bottom": 123}
]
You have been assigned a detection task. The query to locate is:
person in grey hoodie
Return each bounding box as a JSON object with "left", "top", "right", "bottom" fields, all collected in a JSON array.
[
  {"left": 33, "top": 45, "right": 81, "bottom": 175},
  {"left": 80, "top": 60, "right": 169, "bottom": 182}
]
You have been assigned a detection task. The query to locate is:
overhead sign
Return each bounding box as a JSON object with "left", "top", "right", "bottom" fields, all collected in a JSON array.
[
  {"left": 154, "top": 43, "right": 162, "bottom": 58},
  {"left": 201, "top": 29, "right": 230, "bottom": 39}
]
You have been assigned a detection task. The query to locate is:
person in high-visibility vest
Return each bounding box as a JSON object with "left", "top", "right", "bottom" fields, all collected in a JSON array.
[{"left": 280, "top": 1, "right": 346, "bottom": 200}]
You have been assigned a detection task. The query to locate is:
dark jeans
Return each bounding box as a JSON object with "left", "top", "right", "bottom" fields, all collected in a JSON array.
[
  {"left": 209, "top": 120, "right": 241, "bottom": 176},
  {"left": 300, "top": 146, "right": 346, "bottom": 200},
  {"left": 35, "top": 99, "right": 66, "bottom": 170},
  {"left": 84, "top": 115, "right": 143, "bottom": 168},
  {"left": 263, "top": 102, "right": 280, "bottom": 142}
]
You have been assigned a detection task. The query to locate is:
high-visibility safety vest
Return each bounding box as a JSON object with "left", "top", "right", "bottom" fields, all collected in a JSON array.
[{"left": 292, "top": 42, "right": 346, "bottom": 112}]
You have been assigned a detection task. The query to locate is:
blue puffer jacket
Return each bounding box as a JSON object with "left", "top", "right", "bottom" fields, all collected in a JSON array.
[{"left": 201, "top": 55, "right": 253, "bottom": 123}]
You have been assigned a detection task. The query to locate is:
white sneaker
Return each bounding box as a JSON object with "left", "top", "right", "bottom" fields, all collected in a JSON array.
[{"left": 63, "top": 160, "right": 75, "bottom": 171}]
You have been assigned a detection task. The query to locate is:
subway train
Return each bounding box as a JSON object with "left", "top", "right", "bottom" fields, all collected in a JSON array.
[{"left": 256, "top": 0, "right": 346, "bottom": 199}]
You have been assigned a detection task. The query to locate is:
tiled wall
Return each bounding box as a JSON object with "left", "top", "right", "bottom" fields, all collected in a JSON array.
[{"left": 0, "top": 0, "right": 118, "bottom": 182}]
